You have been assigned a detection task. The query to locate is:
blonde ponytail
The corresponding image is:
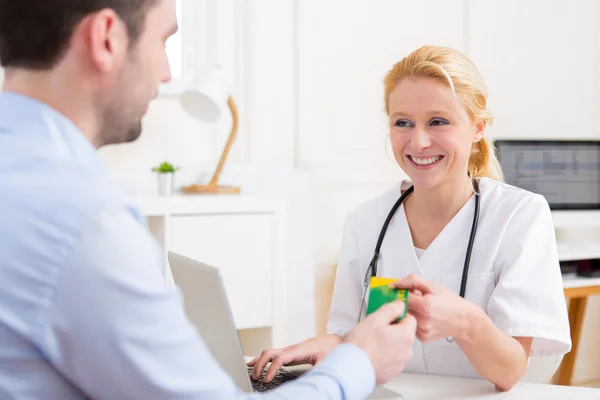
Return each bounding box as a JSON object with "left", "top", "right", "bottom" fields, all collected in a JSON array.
[{"left": 468, "top": 137, "right": 503, "bottom": 181}]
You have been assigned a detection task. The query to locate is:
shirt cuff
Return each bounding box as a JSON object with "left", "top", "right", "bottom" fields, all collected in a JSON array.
[{"left": 311, "top": 343, "right": 376, "bottom": 400}]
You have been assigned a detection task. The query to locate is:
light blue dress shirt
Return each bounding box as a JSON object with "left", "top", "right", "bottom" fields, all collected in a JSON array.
[{"left": 0, "top": 92, "right": 376, "bottom": 399}]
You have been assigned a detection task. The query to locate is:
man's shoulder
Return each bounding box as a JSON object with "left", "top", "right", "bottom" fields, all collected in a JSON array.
[
  {"left": 0, "top": 157, "right": 135, "bottom": 342},
  {"left": 6, "top": 158, "right": 118, "bottom": 217},
  {"left": 0, "top": 155, "right": 139, "bottom": 255}
]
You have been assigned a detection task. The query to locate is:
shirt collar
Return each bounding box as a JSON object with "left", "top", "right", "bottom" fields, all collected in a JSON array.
[{"left": 0, "top": 91, "right": 104, "bottom": 172}]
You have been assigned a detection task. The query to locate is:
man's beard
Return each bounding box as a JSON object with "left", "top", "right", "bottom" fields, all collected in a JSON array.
[
  {"left": 96, "top": 50, "right": 145, "bottom": 147},
  {"left": 97, "top": 103, "right": 143, "bottom": 147}
]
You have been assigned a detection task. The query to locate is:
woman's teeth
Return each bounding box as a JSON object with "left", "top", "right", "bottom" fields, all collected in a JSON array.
[{"left": 410, "top": 156, "right": 442, "bottom": 166}]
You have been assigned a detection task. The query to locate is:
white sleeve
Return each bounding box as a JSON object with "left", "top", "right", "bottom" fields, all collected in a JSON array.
[
  {"left": 327, "top": 214, "right": 365, "bottom": 337},
  {"left": 488, "top": 195, "right": 571, "bottom": 357}
]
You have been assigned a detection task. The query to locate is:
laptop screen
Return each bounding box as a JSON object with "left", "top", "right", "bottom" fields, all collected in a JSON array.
[{"left": 494, "top": 140, "right": 600, "bottom": 210}]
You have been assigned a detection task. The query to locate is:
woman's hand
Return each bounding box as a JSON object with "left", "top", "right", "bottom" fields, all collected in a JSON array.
[
  {"left": 391, "top": 274, "right": 479, "bottom": 343},
  {"left": 247, "top": 334, "right": 343, "bottom": 383},
  {"left": 394, "top": 274, "right": 533, "bottom": 391}
]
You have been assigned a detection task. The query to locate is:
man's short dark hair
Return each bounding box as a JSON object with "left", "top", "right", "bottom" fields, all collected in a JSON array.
[{"left": 0, "top": 0, "right": 159, "bottom": 70}]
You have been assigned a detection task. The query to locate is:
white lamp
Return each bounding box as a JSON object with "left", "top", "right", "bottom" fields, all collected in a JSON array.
[{"left": 179, "top": 67, "right": 240, "bottom": 195}]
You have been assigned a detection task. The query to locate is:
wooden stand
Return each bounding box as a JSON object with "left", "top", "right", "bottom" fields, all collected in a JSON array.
[
  {"left": 182, "top": 96, "right": 241, "bottom": 195},
  {"left": 557, "top": 282, "right": 600, "bottom": 385},
  {"left": 181, "top": 184, "right": 240, "bottom": 195}
]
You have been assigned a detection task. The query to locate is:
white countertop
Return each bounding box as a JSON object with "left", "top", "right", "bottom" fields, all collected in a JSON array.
[
  {"left": 561, "top": 272, "right": 600, "bottom": 289},
  {"left": 552, "top": 210, "right": 600, "bottom": 229},
  {"left": 384, "top": 373, "right": 599, "bottom": 399},
  {"left": 132, "top": 193, "right": 277, "bottom": 216}
]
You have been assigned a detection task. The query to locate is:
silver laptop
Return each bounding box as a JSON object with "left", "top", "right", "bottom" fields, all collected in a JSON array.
[{"left": 168, "top": 251, "right": 403, "bottom": 399}]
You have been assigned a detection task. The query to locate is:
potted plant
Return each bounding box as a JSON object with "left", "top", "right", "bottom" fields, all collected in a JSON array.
[{"left": 152, "top": 161, "right": 179, "bottom": 196}]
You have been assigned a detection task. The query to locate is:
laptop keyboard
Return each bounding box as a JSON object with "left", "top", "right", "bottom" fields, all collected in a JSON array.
[{"left": 247, "top": 367, "right": 300, "bottom": 392}]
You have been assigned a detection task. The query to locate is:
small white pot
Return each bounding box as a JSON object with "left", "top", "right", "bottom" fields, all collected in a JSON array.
[{"left": 156, "top": 173, "right": 175, "bottom": 196}]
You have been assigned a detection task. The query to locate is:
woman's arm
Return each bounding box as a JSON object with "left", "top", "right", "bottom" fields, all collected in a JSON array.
[
  {"left": 392, "top": 274, "right": 532, "bottom": 391},
  {"left": 455, "top": 305, "right": 532, "bottom": 391}
]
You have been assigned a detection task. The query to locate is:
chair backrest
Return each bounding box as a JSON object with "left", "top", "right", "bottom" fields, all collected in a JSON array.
[
  {"left": 315, "top": 264, "right": 337, "bottom": 335},
  {"left": 520, "top": 355, "right": 564, "bottom": 384}
]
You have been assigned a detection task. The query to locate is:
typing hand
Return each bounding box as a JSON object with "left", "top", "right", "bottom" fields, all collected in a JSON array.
[{"left": 247, "top": 334, "right": 343, "bottom": 383}]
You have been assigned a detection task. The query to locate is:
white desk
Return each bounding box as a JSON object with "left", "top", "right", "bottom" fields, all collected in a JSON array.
[
  {"left": 552, "top": 210, "right": 600, "bottom": 230},
  {"left": 562, "top": 274, "right": 600, "bottom": 290},
  {"left": 385, "top": 373, "right": 600, "bottom": 399}
]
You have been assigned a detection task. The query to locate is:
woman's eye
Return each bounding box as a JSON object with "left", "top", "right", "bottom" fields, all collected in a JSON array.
[
  {"left": 430, "top": 118, "right": 449, "bottom": 126},
  {"left": 394, "top": 119, "right": 413, "bottom": 128}
]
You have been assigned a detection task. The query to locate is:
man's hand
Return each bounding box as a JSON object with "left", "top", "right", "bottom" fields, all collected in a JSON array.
[{"left": 345, "top": 301, "right": 417, "bottom": 385}]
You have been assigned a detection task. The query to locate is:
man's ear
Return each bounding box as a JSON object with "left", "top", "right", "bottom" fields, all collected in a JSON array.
[
  {"left": 473, "top": 119, "right": 486, "bottom": 143},
  {"left": 86, "top": 9, "right": 128, "bottom": 73}
]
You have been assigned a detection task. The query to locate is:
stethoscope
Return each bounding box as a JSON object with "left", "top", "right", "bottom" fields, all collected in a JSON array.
[{"left": 357, "top": 178, "right": 480, "bottom": 343}]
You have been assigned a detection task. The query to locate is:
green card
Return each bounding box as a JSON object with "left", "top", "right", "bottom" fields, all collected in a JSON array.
[{"left": 365, "top": 277, "right": 408, "bottom": 322}]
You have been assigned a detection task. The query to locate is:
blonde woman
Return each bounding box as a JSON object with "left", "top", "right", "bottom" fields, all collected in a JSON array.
[{"left": 250, "top": 45, "right": 571, "bottom": 391}]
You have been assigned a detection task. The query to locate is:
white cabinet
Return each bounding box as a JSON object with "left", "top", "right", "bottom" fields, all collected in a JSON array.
[
  {"left": 133, "top": 193, "right": 308, "bottom": 354},
  {"left": 169, "top": 214, "right": 274, "bottom": 329}
]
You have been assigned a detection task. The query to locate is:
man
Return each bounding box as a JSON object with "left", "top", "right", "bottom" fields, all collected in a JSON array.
[{"left": 0, "top": 0, "right": 416, "bottom": 398}]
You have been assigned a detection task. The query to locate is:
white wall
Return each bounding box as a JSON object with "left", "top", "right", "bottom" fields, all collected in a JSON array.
[{"left": 468, "top": 0, "right": 600, "bottom": 141}]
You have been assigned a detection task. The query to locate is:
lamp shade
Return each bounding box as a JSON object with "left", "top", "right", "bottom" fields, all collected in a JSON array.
[{"left": 180, "top": 67, "right": 230, "bottom": 123}]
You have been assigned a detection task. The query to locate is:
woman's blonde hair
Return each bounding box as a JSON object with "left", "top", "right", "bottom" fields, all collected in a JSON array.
[{"left": 384, "top": 45, "right": 503, "bottom": 182}]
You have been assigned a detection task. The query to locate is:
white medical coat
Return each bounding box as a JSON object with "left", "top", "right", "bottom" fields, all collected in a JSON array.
[{"left": 327, "top": 178, "right": 571, "bottom": 378}]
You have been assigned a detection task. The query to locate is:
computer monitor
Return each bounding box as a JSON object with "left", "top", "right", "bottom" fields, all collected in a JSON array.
[{"left": 494, "top": 140, "right": 600, "bottom": 210}]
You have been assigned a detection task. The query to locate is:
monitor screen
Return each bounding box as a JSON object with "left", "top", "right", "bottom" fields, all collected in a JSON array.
[{"left": 494, "top": 140, "right": 600, "bottom": 210}]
